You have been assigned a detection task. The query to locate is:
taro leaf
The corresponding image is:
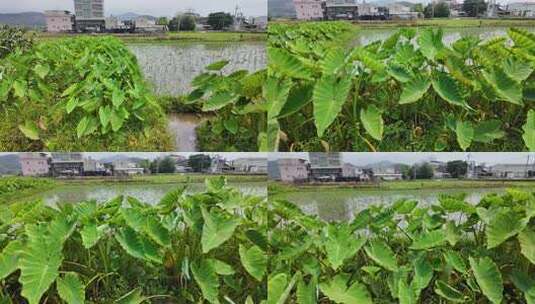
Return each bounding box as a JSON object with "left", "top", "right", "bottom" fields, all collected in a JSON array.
[
  {"left": 444, "top": 222, "right": 461, "bottom": 246},
  {"left": 57, "top": 272, "right": 85, "bottom": 304},
  {"left": 203, "top": 92, "right": 238, "bottom": 111},
  {"left": 523, "top": 110, "right": 535, "bottom": 151},
  {"left": 19, "top": 121, "right": 40, "bottom": 140},
  {"left": 398, "top": 279, "right": 417, "bottom": 304},
  {"left": 508, "top": 28, "right": 535, "bottom": 52},
  {"left": 206, "top": 60, "right": 230, "bottom": 71},
  {"left": 313, "top": 75, "right": 352, "bottom": 137},
  {"left": 267, "top": 273, "right": 288, "bottom": 304},
  {"left": 321, "top": 48, "right": 347, "bottom": 75},
  {"left": 412, "top": 256, "right": 433, "bottom": 292},
  {"left": 432, "top": 72, "right": 467, "bottom": 108},
  {"left": 418, "top": 29, "right": 444, "bottom": 61},
  {"left": 77, "top": 116, "right": 89, "bottom": 138},
  {"left": 434, "top": 280, "right": 465, "bottom": 303},
  {"left": 99, "top": 106, "right": 112, "bottom": 128},
  {"left": 66, "top": 97, "right": 79, "bottom": 114},
  {"left": 0, "top": 240, "right": 24, "bottom": 280},
  {"left": 208, "top": 259, "right": 235, "bottom": 276},
  {"left": 13, "top": 80, "right": 27, "bottom": 98},
  {"left": 324, "top": 223, "right": 366, "bottom": 270},
  {"left": 364, "top": 239, "right": 398, "bottom": 272},
  {"left": 223, "top": 117, "right": 239, "bottom": 135},
  {"left": 115, "top": 227, "right": 162, "bottom": 264},
  {"left": 518, "top": 228, "right": 535, "bottom": 264},
  {"left": 486, "top": 209, "right": 528, "bottom": 249},
  {"left": 278, "top": 82, "right": 314, "bottom": 119},
  {"left": 456, "top": 120, "right": 474, "bottom": 151},
  {"left": 473, "top": 120, "right": 505, "bottom": 143},
  {"left": 110, "top": 110, "right": 125, "bottom": 132},
  {"left": 360, "top": 105, "right": 384, "bottom": 141},
  {"left": 80, "top": 221, "right": 106, "bottom": 249},
  {"left": 112, "top": 89, "right": 126, "bottom": 108},
  {"left": 399, "top": 76, "right": 431, "bottom": 104},
  {"left": 239, "top": 244, "right": 267, "bottom": 282},
  {"left": 503, "top": 58, "right": 533, "bottom": 82},
  {"left": 268, "top": 48, "right": 313, "bottom": 80},
  {"left": 34, "top": 64, "right": 50, "bottom": 79},
  {"left": 482, "top": 67, "right": 523, "bottom": 106},
  {"left": 469, "top": 256, "right": 503, "bottom": 304},
  {"left": 115, "top": 288, "right": 147, "bottom": 304},
  {"left": 410, "top": 229, "right": 447, "bottom": 250},
  {"left": 265, "top": 76, "right": 292, "bottom": 121},
  {"left": 444, "top": 250, "right": 468, "bottom": 273},
  {"left": 511, "top": 271, "right": 535, "bottom": 304},
  {"left": 388, "top": 64, "right": 413, "bottom": 83},
  {"left": 297, "top": 276, "right": 317, "bottom": 304},
  {"left": 319, "top": 274, "right": 372, "bottom": 304},
  {"left": 201, "top": 207, "right": 240, "bottom": 253},
  {"left": 0, "top": 79, "right": 12, "bottom": 101}
]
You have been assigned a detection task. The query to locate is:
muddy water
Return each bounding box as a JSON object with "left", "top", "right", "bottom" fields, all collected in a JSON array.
[{"left": 167, "top": 113, "right": 211, "bottom": 151}]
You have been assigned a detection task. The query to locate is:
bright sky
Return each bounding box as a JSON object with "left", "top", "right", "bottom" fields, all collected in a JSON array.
[
  {"left": 0, "top": 0, "right": 267, "bottom": 17},
  {"left": 269, "top": 153, "right": 535, "bottom": 166}
]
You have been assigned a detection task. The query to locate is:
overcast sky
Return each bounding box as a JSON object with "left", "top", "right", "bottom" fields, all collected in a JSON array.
[
  {"left": 269, "top": 153, "right": 535, "bottom": 166},
  {"left": 0, "top": 0, "right": 267, "bottom": 17}
]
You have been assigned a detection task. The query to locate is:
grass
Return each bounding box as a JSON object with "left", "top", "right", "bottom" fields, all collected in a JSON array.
[
  {"left": 269, "top": 179, "right": 535, "bottom": 195},
  {"left": 353, "top": 18, "right": 535, "bottom": 28},
  {"left": 36, "top": 31, "right": 267, "bottom": 43}
]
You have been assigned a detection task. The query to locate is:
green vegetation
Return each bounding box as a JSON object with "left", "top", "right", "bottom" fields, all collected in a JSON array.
[
  {"left": 187, "top": 61, "right": 267, "bottom": 151},
  {"left": 267, "top": 22, "right": 535, "bottom": 152},
  {"left": 269, "top": 188, "right": 535, "bottom": 303},
  {"left": 0, "top": 177, "right": 54, "bottom": 203},
  {"left": 352, "top": 18, "right": 535, "bottom": 28},
  {"left": 0, "top": 178, "right": 267, "bottom": 303},
  {"left": 36, "top": 32, "right": 267, "bottom": 43},
  {"left": 0, "top": 25, "right": 34, "bottom": 59},
  {"left": 0, "top": 33, "right": 172, "bottom": 151}
]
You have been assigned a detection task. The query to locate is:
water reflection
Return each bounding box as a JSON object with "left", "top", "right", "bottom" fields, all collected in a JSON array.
[{"left": 167, "top": 113, "right": 211, "bottom": 151}]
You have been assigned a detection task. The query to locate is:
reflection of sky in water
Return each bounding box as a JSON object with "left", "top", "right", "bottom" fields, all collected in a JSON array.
[
  {"left": 279, "top": 187, "right": 513, "bottom": 222},
  {"left": 32, "top": 183, "right": 266, "bottom": 205},
  {"left": 353, "top": 27, "right": 535, "bottom": 47},
  {"left": 129, "top": 42, "right": 267, "bottom": 96}
]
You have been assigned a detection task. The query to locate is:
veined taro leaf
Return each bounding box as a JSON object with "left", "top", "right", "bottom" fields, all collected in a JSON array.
[
  {"left": 110, "top": 110, "right": 125, "bottom": 132},
  {"left": 483, "top": 66, "right": 524, "bottom": 106},
  {"left": 434, "top": 280, "right": 465, "bottom": 303},
  {"left": 432, "top": 72, "right": 468, "bottom": 108},
  {"left": 80, "top": 220, "right": 107, "bottom": 249},
  {"left": 511, "top": 271, "right": 535, "bottom": 304},
  {"left": 112, "top": 89, "right": 126, "bottom": 108},
  {"left": 115, "top": 288, "right": 147, "bottom": 304},
  {"left": 33, "top": 64, "right": 50, "bottom": 79},
  {"left": 455, "top": 120, "right": 474, "bottom": 151},
  {"left": 319, "top": 274, "right": 372, "bottom": 304},
  {"left": 486, "top": 209, "right": 528, "bottom": 249},
  {"left": 418, "top": 29, "right": 445, "bottom": 61},
  {"left": 398, "top": 279, "right": 417, "bottom": 304},
  {"left": 76, "top": 116, "right": 98, "bottom": 138},
  {"left": 364, "top": 239, "right": 398, "bottom": 272},
  {"left": 473, "top": 120, "right": 505, "bottom": 143},
  {"left": 469, "top": 256, "right": 503, "bottom": 304},
  {"left": 444, "top": 250, "right": 468, "bottom": 273},
  {"left": 115, "top": 227, "right": 163, "bottom": 264},
  {"left": 265, "top": 76, "right": 292, "bottom": 121},
  {"left": 18, "top": 121, "right": 40, "bottom": 140},
  {"left": 0, "top": 240, "right": 24, "bottom": 280},
  {"left": 360, "top": 105, "right": 384, "bottom": 141},
  {"left": 57, "top": 272, "right": 85, "bottom": 304},
  {"left": 13, "top": 80, "right": 27, "bottom": 98},
  {"left": 519, "top": 228, "right": 535, "bottom": 264},
  {"left": 508, "top": 28, "right": 535, "bottom": 53},
  {"left": 191, "top": 260, "right": 220, "bottom": 304},
  {"left": 202, "top": 92, "right": 238, "bottom": 112},
  {"left": 268, "top": 48, "right": 314, "bottom": 80},
  {"left": 267, "top": 272, "right": 298, "bottom": 304},
  {"left": 444, "top": 221, "right": 461, "bottom": 246},
  {"left": 206, "top": 60, "right": 230, "bottom": 71},
  {"left": 297, "top": 276, "right": 317, "bottom": 304},
  {"left": 503, "top": 58, "right": 533, "bottom": 82},
  {"left": 388, "top": 64, "right": 413, "bottom": 83},
  {"left": 98, "top": 105, "right": 112, "bottom": 128},
  {"left": 410, "top": 229, "right": 447, "bottom": 250},
  {"left": 523, "top": 110, "right": 535, "bottom": 151},
  {"left": 239, "top": 244, "right": 267, "bottom": 282},
  {"left": 321, "top": 47, "right": 347, "bottom": 75},
  {"left": 278, "top": 82, "right": 314, "bottom": 119},
  {"left": 412, "top": 255, "right": 433, "bottom": 293},
  {"left": 399, "top": 75, "right": 431, "bottom": 104},
  {"left": 313, "top": 75, "right": 352, "bottom": 137},
  {"left": 201, "top": 207, "right": 240, "bottom": 253},
  {"left": 207, "top": 259, "right": 235, "bottom": 276},
  {"left": 323, "top": 223, "right": 366, "bottom": 270}
]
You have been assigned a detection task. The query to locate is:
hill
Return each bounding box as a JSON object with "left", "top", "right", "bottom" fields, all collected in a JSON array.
[
  {"left": 0, "top": 154, "right": 21, "bottom": 175},
  {"left": 0, "top": 12, "right": 46, "bottom": 28}
]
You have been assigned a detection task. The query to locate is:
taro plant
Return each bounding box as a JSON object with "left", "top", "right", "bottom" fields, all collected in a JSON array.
[
  {"left": 269, "top": 189, "right": 535, "bottom": 303},
  {"left": 0, "top": 178, "right": 267, "bottom": 303},
  {"left": 186, "top": 60, "right": 267, "bottom": 152},
  {"left": 0, "top": 25, "right": 34, "bottom": 59},
  {"left": 267, "top": 22, "right": 535, "bottom": 152},
  {"left": 0, "top": 36, "right": 171, "bottom": 151}
]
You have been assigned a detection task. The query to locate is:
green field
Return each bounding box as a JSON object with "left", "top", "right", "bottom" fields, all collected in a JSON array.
[{"left": 353, "top": 18, "right": 535, "bottom": 28}]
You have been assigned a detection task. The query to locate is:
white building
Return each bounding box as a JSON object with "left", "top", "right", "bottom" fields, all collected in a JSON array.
[
  {"left": 342, "top": 163, "right": 358, "bottom": 178},
  {"left": 508, "top": 2, "right": 535, "bottom": 17},
  {"left": 45, "top": 10, "right": 74, "bottom": 32},
  {"left": 293, "top": 0, "right": 324, "bottom": 20},
  {"left": 278, "top": 159, "right": 309, "bottom": 182},
  {"left": 490, "top": 164, "right": 534, "bottom": 179},
  {"left": 233, "top": 158, "right": 268, "bottom": 174},
  {"left": 20, "top": 153, "right": 50, "bottom": 177},
  {"left": 112, "top": 160, "right": 144, "bottom": 176},
  {"left": 83, "top": 157, "right": 105, "bottom": 173},
  {"left": 309, "top": 152, "right": 343, "bottom": 179},
  {"left": 135, "top": 16, "right": 167, "bottom": 32}
]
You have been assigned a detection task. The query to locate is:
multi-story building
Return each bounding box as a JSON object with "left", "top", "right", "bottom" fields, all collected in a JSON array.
[
  {"left": 45, "top": 10, "right": 75, "bottom": 32},
  {"left": 277, "top": 159, "right": 309, "bottom": 182},
  {"left": 294, "top": 0, "right": 324, "bottom": 20},
  {"left": 83, "top": 157, "right": 107, "bottom": 175},
  {"left": 233, "top": 158, "right": 268, "bottom": 174},
  {"left": 112, "top": 160, "right": 144, "bottom": 176},
  {"left": 490, "top": 164, "right": 535, "bottom": 179},
  {"left": 507, "top": 2, "right": 535, "bottom": 17},
  {"left": 20, "top": 153, "right": 50, "bottom": 177},
  {"left": 309, "top": 153, "right": 343, "bottom": 179},
  {"left": 74, "top": 0, "right": 106, "bottom": 32},
  {"left": 50, "top": 153, "right": 84, "bottom": 176},
  {"left": 324, "top": 0, "right": 360, "bottom": 20}
]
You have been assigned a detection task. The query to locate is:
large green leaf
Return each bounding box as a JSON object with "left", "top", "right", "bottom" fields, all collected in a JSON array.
[
  {"left": 80, "top": 221, "right": 106, "bottom": 249},
  {"left": 321, "top": 48, "right": 347, "bottom": 75},
  {"left": 239, "top": 245, "right": 267, "bottom": 281},
  {"left": 364, "top": 239, "right": 398, "bottom": 272},
  {"left": 268, "top": 48, "right": 314, "bottom": 80},
  {"left": 456, "top": 120, "right": 474, "bottom": 151},
  {"left": 503, "top": 58, "right": 533, "bottom": 82},
  {"left": 191, "top": 259, "right": 220, "bottom": 304},
  {"left": 115, "top": 288, "right": 147, "bottom": 304},
  {"left": 57, "top": 272, "right": 85, "bottom": 304},
  {"left": 319, "top": 274, "right": 372, "bottom": 304},
  {"left": 203, "top": 92, "right": 238, "bottom": 111},
  {"left": 206, "top": 60, "right": 230, "bottom": 71},
  {"left": 486, "top": 209, "right": 528, "bottom": 249},
  {"left": 483, "top": 67, "right": 524, "bottom": 106},
  {"left": 519, "top": 228, "right": 535, "bottom": 264},
  {"left": 360, "top": 105, "right": 384, "bottom": 141},
  {"left": 18, "top": 121, "right": 40, "bottom": 140},
  {"left": 418, "top": 29, "right": 444, "bottom": 61},
  {"left": 297, "top": 276, "right": 317, "bottom": 304},
  {"left": 398, "top": 279, "right": 416, "bottom": 304},
  {"left": 410, "top": 229, "right": 447, "bottom": 250},
  {"left": 313, "top": 75, "right": 352, "bottom": 137},
  {"left": 399, "top": 76, "right": 431, "bottom": 104},
  {"left": 523, "top": 110, "right": 535, "bottom": 151},
  {"left": 444, "top": 250, "right": 468, "bottom": 274},
  {"left": 33, "top": 64, "right": 50, "bottom": 79},
  {"left": 469, "top": 257, "right": 503, "bottom": 304},
  {"left": 201, "top": 207, "right": 240, "bottom": 253},
  {"left": 432, "top": 72, "right": 467, "bottom": 108},
  {"left": 473, "top": 120, "right": 505, "bottom": 143},
  {"left": 434, "top": 280, "right": 465, "bottom": 303},
  {"left": 0, "top": 240, "right": 23, "bottom": 280},
  {"left": 412, "top": 256, "right": 433, "bottom": 293},
  {"left": 115, "top": 227, "right": 162, "bottom": 264},
  {"left": 267, "top": 273, "right": 288, "bottom": 304},
  {"left": 324, "top": 224, "right": 366, "bottom": 270},
  {"left": 265, "top": 77, "right": 292, "bottom": 121}
]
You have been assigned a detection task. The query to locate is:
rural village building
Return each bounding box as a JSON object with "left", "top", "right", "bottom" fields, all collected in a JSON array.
[
  {"left": 45, "top": 10, "right": 75, "bottom": 32},
  {"left": 20, "top": 153, "right": 50, "bottom": 177},
  {"left": 232, "top": 158, "right": 268, "bottom": 174},
  {"left": 278, "top": 159, "right": 309, "bottom": 182},
  {"left": 294, "top": 0, "right": 325, "bottom": 20}
]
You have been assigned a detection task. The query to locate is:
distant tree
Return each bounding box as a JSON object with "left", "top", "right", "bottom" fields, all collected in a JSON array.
[
  {"left": 409, "top": 163, "right": 434, "bottom": 179},
  {"left": 399, "top": 164, "right": 412, "bottom": 180},
  {"left": 138, "top": 159, "right": 151, "bottom": 173},
  {"left": 207, "top": 12, "right": 234, "bottom": 30},
  {"left": 169, "top": 14, "right": 196, "bottom": 31},
  {"left": 189, "top": 154, "right": 212, "bottom": 172},
  {"left": 424, "top": 2, "right": 450, "bottom": 18},
  {"left": 463, "top": 0, "right": 487, "bottom": 17},
  {"left": 447, "top": 161, "right": 468, "bottom": 178},
  {"left": 156, "top": 17, "right": 169, "bottom": 26},
  {"left": 413, "top": 3, "right": 424, "bottom": 13},
  {"left": 159, "top": 157, "right": 176, "bottom": 174},
  {"left": 0, "top": 25, "right": 34, "bottom": 59},
  {"left": 150, "top": 159, "right": 159, "bottom": 174}
]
